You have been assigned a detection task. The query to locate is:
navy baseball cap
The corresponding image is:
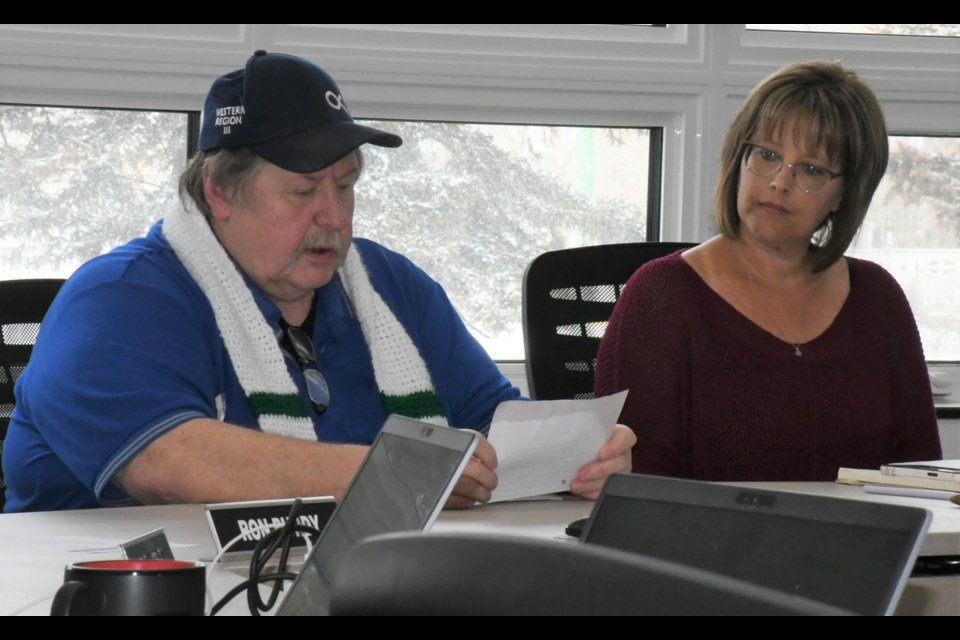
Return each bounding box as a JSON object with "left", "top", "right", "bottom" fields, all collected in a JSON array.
[{"left": 199, "top": 50, "right": 402, "bottom": 173}]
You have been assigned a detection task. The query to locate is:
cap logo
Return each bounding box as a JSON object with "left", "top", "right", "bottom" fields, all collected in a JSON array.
[
  {"left": 214, "top": 105, "right": 245, "bottom": 135},
  {"left": 325, "top": 91, "right": 349, "bottom": 113}
]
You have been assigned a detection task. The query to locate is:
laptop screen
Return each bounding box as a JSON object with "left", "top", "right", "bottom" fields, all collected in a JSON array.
[
  {"left": 276, "top": 416, "right": 478, "bottom": 616},
  {"left": 582, "top": 474, "right": 931, "bottom": 616}
]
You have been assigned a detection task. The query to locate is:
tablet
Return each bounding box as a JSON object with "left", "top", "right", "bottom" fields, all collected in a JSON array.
[{"left": 276, "top": 416, "right": 478, "bottom": 616}]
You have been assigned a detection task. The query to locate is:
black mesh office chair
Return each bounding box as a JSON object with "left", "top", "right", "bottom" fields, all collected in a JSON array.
[
  {"left": 0, "top": 279, "right": 65, "bottom": 511},
  {"left": 522, "top": 242, "right": 695, "bottom": 400},
  {"left": 329, "top": 532, "right": 852, "bottom": 616}
]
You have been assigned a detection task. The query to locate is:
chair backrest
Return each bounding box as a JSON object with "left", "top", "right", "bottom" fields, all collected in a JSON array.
[
  {"left": 329, "top": 531, "right": 852, "bottom": 616},
  {"left": 522, "top": 242, "right": 695, "bottom": 400},
  {"left": 0, "top": 279, "right": 65, "bottom": 510}
]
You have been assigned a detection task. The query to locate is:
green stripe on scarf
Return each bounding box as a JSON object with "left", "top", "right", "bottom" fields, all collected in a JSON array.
[
  {"left": 382, "top": 391, "right": 445, "bottom": 421},
  {"left": 249, "top": 392, "right": 311, "bottom": 419}
]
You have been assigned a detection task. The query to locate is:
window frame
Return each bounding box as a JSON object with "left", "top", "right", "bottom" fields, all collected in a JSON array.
[{"left": 0, "top": 25, "right": 956, "bottom": 386}]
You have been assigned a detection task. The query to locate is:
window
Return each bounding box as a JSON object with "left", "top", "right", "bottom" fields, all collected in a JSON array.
[
  {"left": 0, "top": 107, "right": 660, "bottom": 362},
  {"left": 848, "top": 136, "right": 960, "bottom": 362},
  {"left": 0, "top": 105, "right": 190, "bottom": 280},
  {"left": 355, "top": 120, "right": 658, "bottom": 360}
]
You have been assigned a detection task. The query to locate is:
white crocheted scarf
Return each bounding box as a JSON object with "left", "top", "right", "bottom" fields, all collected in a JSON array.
[{"left": 163, "top": 202, "right": 447, "bottom": 441}]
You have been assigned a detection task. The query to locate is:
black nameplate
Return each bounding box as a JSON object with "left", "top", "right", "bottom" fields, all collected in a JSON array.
[{"left": 204, "top": 497, "right": 336, "bottom": 555}]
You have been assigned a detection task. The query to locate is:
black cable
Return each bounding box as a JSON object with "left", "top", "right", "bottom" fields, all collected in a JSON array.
[
  {"left": 209, "top": 572, "right": 300, "bottom": 616},
  {"left": 208, "top": 499, "right": 321, "bottom": 616},
  {"left": 248, "top": 526, "right": 312, "bottom": 614},
  {"left": 248, "top": 501, "right": 301, "bottom": 614}
]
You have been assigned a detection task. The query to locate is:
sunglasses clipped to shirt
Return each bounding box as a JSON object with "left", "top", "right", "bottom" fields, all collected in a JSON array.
[{"left": 284, "top": 325, "right": 331, "bottom": 415}]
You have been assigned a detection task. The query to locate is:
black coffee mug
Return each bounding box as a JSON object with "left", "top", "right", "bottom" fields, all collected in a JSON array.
[{"left": 51, "top": 559, "right": 206, "bottom": 616}]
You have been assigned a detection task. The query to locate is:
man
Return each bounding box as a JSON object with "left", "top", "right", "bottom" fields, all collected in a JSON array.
[{"left": 3, "top": 51, "right": 634, "bottom": 512}]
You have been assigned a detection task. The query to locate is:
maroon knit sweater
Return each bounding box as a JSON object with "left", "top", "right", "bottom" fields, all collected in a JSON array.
[{"left": 594, "top": 251, "right": 942, "bottom": 481}]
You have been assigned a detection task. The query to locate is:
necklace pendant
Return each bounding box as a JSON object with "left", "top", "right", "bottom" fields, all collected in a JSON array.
[{"left": 793, "top": 344, "right": 802, "bottom": 357}]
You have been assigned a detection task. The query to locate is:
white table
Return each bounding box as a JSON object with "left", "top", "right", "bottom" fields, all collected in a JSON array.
[
  {"left": 1, "top": 485, "right": 957, "bottom": 615},
  {"left": 0, "top": 498, "right": 591, "bottom": 616}
]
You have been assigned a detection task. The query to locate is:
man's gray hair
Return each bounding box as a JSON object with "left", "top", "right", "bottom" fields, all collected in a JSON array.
[
  {"left": 178, "top": 147, "right": 364, "bottom": 218},
  {"left": 178, "top": 148, "right": 264, "bottom": 219}
]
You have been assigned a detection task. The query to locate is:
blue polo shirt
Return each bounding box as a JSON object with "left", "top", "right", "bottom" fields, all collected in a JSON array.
[{"left": 3, "top": 222, "right": 519, "bottom": 512}]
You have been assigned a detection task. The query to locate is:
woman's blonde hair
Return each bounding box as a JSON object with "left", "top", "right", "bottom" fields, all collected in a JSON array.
[{"left": 715, "top": 61, "right": 889, "bottom": 273}]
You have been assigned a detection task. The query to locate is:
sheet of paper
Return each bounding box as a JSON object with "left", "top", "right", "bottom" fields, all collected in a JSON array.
[{"left": 486, "top": 391, "right": 627, "bottom": 502}]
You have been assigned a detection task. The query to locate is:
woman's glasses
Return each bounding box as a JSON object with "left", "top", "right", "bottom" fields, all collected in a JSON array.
[
  {"left": 285, "top": 326, "right": 330, "bottom": 414},
  {"left": 742, "top": 143, "right": 843, "bottom": 194}
]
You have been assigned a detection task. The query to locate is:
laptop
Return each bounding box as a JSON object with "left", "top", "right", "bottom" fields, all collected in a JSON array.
[
  {"left": 276, "top": 415, "right": 478, "bottom": 616},
  {"left": 581, "top": 474, "right": 931, "bottom": 616}
]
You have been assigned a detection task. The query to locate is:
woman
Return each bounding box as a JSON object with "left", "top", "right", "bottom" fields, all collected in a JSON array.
[{"left": 594, "top": 61, "right": 942, "bottom": 481}]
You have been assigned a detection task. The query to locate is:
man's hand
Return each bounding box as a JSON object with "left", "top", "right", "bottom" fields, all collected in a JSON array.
[
  {"left": 445, "top": 433, "right": 498, "bottom": 510},
  {"left": 569, "top": 424, "right": 636, "bottom": 500}
]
